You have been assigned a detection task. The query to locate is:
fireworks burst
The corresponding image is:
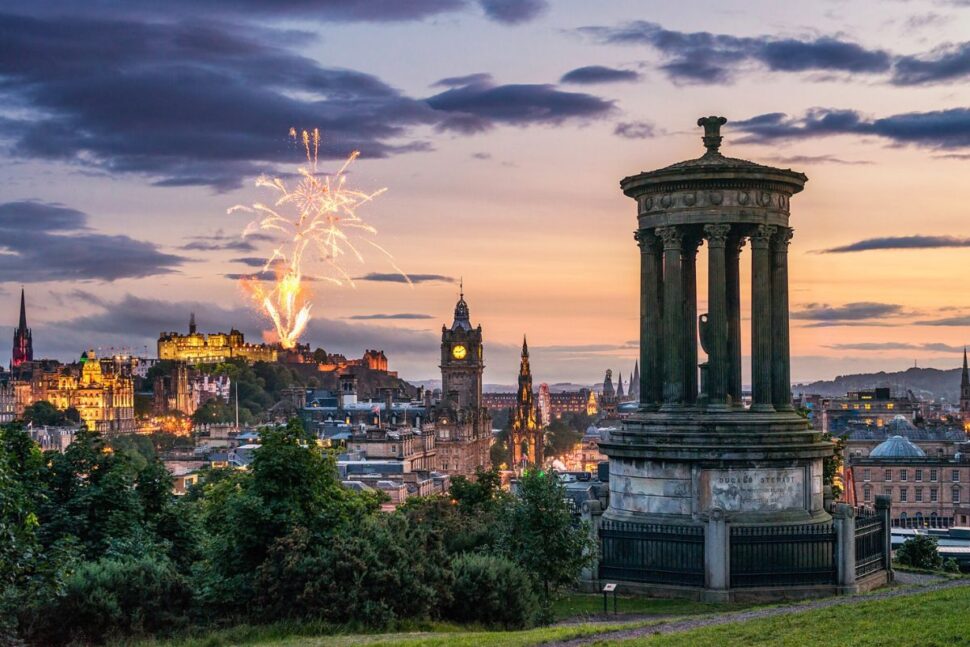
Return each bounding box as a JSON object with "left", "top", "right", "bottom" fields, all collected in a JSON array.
[{"left": 229, "top": 128, "right": 409, "bottom": 349}]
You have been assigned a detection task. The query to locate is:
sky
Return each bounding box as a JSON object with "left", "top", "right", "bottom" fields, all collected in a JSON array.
[{"left": 2, "top": 0, "right": 970, "bottom": 386}]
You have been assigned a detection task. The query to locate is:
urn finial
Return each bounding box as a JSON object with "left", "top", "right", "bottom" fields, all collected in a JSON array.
[{"left": 697, "top": 115, "right": 728, "bottom": 154}]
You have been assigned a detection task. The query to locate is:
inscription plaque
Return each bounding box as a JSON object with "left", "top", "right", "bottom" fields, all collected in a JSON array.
[{"left": 699, "top": 467, "right": 804, "bottom": 513}]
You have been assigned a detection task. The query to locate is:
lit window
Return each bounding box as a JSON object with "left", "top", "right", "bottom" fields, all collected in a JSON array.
[{"left": 887, "top": 403, "right": 895, "bottom": 410}]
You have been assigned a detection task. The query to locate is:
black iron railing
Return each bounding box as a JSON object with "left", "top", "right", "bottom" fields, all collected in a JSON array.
[
  {"left": 599, "top": 520, "right": 705, "bottom": 587},
  {"left": 854, "top": 506, "right": 886, "bottom": 579},
  {"left": 729, "top": 523, "right": 836, "bottom": 588}
]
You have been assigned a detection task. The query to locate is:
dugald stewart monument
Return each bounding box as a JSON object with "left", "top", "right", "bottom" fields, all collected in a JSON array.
[{"left": 594, "top": 117, "right": 891, "bottom": 601}]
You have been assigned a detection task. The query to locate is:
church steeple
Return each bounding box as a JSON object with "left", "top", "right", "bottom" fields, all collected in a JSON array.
[
  {"left": 510, "top": 332, "right": 540, "bottom": 470},
  {"left": 451, "top": 280, "right": 472, "bottom": 332},
  {"left": 189, "top": 311, "right": 197, "bottom": 334},
  {"left": 961, "top": 347, "right": 970, "bottom": 422},
  {"left": 12, "top": 287, "right": 33, "bottom": 368}
]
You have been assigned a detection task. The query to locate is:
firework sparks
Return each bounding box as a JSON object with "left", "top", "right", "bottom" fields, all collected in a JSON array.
[{"left": 229, "top": 128, "right": 408, "bottom": 349}]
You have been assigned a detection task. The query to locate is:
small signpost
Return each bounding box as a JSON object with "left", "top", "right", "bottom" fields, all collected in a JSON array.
[{"left": 602, "top": 582, "right": 617, "bottom": 615}]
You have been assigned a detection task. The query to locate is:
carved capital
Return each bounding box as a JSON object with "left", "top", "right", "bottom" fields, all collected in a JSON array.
[
  {"left": 703, "top": 224, "right": 731, "bottom": 247},
  {"left": 750, "top": 224, "right": 776, "bottom": 249},
  {"left": 634, "top": 228, "right": 659, "bottom": 252},
  {"left": 774, "top": 226, "right": 794, "bottom": 249},
  {"left": 656, "top": 226, "right": 683, "bottom": 250}
]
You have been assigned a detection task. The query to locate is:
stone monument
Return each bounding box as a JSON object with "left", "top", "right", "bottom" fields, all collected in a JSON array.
[{"left": 597, "top": 116, "right": 837, "bottom": 600}]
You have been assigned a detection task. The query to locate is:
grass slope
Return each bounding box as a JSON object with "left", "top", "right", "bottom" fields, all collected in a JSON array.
[{"left": 606, "top": 585, "right": 970, "bottom": 647}]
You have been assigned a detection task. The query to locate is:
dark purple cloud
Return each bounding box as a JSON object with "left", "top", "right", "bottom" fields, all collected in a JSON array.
[
  {"left": 356, "top": 273, "right": 454, "bottom": 284},
  {"left": 733, "top": 108, "right": 970, "bottom": 149},
  {"left": 426, "top": 77, "right": 615, "bottom": 133},
  {"left": 766, "top": 154, "right": 872, "bottom": 166},
  {"left": 791, "top": 302, "right": 905, "bottom": 322},
  {"left": 821, "top": 235, "right": 970, "bottom": 253},
  {"left": 0, "top": 201, "right": 185, "bottom": 282},
  {"left": 578, "top": 21, "right": 890, "bottom": 84},
  {"left": 893, "top": 43, "right": 970, "bottom": 85},
  {"left": 477, "top": 0, "right": 547, "bottom": 24},
  {"left": 917, "top": 315, "right": 970, "bottom": 326},
  {"left": 346, "top": 313, "right": 434, "bottom": 320},
  {"left": 613, "top": 121, "right": 655, "bottom": 139},
  {"left": 825, "top": 342, "right": 964, "bottom": 353},
  {"left": 0, "top": 12, "right": 611, "bottom": 189},
  {"left": 560, "top": 65, "right": 640, "bottom": 84}
]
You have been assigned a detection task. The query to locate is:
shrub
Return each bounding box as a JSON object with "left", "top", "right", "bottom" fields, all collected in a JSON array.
[
  {"left": 32, "top": 554, "right": 192, "bottom": 644},
  {"left": 895, "top": 534, "right": 943, "bottom": 570},
  {"left": 444, "top": 553, "right": 539, "bottom": 629}
]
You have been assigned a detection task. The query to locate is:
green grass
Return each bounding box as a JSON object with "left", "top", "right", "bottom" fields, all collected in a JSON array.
[
  {"left": 600, "top": 585, "right": 970, "bottom": 647},
  {"left": 550, "top": 592, "right": 744, "bottom": 620},
  {"left": 132, "top": 619, "right": 664, "bottom": 647}
]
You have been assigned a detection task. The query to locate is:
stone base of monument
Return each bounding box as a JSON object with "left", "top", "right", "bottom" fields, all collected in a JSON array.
[{"left": 589, "top": 411, "right": 893, "bottom": 601}]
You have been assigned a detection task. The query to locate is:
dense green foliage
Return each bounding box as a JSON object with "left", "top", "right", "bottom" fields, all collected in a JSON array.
[
  {"left": 894, "top": 534, "right": 955, "bottom": 571},
  {"left": 0, "top": 421, "right": 592, "bottom": 644},
  {"left": 20, "top": 400, "right": 80, "bottom": 427}
]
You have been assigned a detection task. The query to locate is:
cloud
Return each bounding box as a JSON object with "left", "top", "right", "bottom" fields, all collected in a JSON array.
[
  {"left": 820, "top": 235, "right": 970, "bottom": 253},
  {"left": 477, "top": 0, "right": 547, "bottom": 24},
  {"left": 560, "top": 65, "right": 640, "bottom": 84},
  {"left": 0, "top": 200, "right": 185, "bottom": 282},
  {"left": 733, "top": 108, "right": 970, "bottom": 150},
  {"left": 355, "top": 272, "right": 455, "bottom": 284},
  {"left": 426, "top": 75, "right": 615, "bottom": 133},
  {"left": 346, "top": 313, "right": 434, "bottom": 320},
  {"left": 470, "top": 152, "right": 492, "bottom": 160},
  {"left": 825, "top": 342, "right": 964, "bottom": 353},
  {"left": 791, "top": 302, "right": 905, "bottom": 322},
  {"left": 24, "top": 0, "right": 547, "bottom": 25},
  {"left": 766, "top": 154, "right": 872, "bottom": 166},
  {"left": 916, "top": 315, "right": 970, "bottom": 326},
  {"left": 0, "top": 13, "right": 601, "bottom": 189},
  {"left": 230, "top": 257, "right": 270, "bottom": 267},
  {"left": 578, "top": 21, "right": 890, "bottom": 84},
  {"left": 613, "top": 121, "right": 656, "bottom": 139},
  {"left": 893, "top": 42, "right": 970, "bottom": 85}
]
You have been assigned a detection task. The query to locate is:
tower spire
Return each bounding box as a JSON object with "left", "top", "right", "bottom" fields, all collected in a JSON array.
[
  {"left": 189, "top": 311, "right": 197, "bottom": 334},
  {"left": 522, "top": 334, "right": 529, "bottom": 358},
  {"left": 18, "top": 287, "right": 26, "bottom": 330}
]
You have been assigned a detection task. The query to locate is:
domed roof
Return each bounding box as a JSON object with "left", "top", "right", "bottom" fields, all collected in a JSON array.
[
  {"left": 870, "top": 435, "right": 926, "bottom": 459},
  {"left": 884, "top": 415, "right": 916, "bottom": 433}
]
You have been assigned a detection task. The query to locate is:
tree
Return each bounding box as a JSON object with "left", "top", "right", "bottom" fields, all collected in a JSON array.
[
  {"left": 499, "top": 471, "right": 595, "bottom": 607},
  {"left": 20, "top": 401, "right": 80, "bottom": 427},
  {"left": 822, "top": 433, "right": 845, "bottom": 499},
  {"left": 450, "top": 467, "right": 502, "bottom": 515},
  {"left": 895, "top": 534, "right": 944, "bottom": 570},
  {"left": 545, "top": 419, "right": 582, "bottom": 459}
]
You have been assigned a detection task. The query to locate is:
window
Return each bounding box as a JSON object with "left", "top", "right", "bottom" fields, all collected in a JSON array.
[
  {"left": 955, "top": 487, "right": 962, "bottom": 505},
  {"left": 864, "top": 487, "right": 872, "bottom": 502},
  {"left": 931, "top": 488, "right": 939, "bottom": 503},
  {"left": 915, "top": 469, "right": 923, "bottom": 482},
  {"left": 884, "top": 487, "right": 893, "bottom": 498},
  {"left": 953, "top": 470, "right": 960, "bottom": 483},
  {"left": 860, "top": 468, "right": 869, "bottom": 481},
  {"left": 916, "top": 488, "right": 923, "bottom": 503},
  {"left": 931, "top": 469, "right": 938, "bottom": 482},
  {"left": 900, "top": 488, "right": 908, "bottom": 503},
  {"left": 885, "top": 469, "right": 892, "bottom": 482},
  {"left": 900, "top": 469, "right": 908, "bottom": 482},
  {"left": 887, "top": 403, "right": 895, "bottom": 410}
]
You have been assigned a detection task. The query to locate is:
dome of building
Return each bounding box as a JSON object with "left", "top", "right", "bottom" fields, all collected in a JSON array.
[{"left": 870, "top": 435, "right": 926, "bottom": 459}]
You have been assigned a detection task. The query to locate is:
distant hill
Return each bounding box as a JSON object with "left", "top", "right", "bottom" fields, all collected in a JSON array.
[
  {"left": 411, "top": 380, "right": 595, "bottom": 394},
  {"left": 794, "top": 367, "right": 962, "bottom": 402}
]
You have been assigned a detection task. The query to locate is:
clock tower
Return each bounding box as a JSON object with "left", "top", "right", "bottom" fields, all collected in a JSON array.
[
  {"left": 434, "top": 286, "right": 492, "bottom": 477},
  {"left": 440, "top": 287, "right": 484, "bottom": 410}
]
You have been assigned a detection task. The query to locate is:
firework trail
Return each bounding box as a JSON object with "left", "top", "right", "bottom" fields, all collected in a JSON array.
[{"left": 229, "top": 128, "right": 409, "bottom": 349}]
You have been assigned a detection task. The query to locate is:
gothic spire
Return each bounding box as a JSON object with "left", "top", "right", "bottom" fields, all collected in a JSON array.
[
  {"left": 962, "top": 347, "right": 969, "bottom": 389},
  {"left": 18, "top": 287, "right": 27, "bottom": 330},
  {"left": 189, "top": 311, "right": 197, "bottom": 334},
  {"left": 521, "top": 334, "right": 529, "bottom": 358}
]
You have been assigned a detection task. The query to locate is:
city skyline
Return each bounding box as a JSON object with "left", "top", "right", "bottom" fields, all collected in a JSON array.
[{"left": 3, "top": 1, "right": 970, "bottom": 383}]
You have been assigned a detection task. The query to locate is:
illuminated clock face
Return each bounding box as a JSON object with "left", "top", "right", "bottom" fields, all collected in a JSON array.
[{"left": 452, "top": 344, "right": 467, "bottom": 360}]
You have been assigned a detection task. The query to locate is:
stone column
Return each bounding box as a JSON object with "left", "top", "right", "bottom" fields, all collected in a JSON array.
[
  {"left": 875, "top": 494, "right": 894, "bottom": 581},
  {"left": 750, "top": 225, "right": 776, "bottom": 412},
  {"left": 703, "top": 508, "right": 730, "bottom": 602},
  {"left": 658, "top": 226, "right": 684, "bottom": 406},
  {"left": 834, "top": 503, "right": 858, "bottom": 593},
  {"left": 726, "top": 235, "right": 744, "bottom": 407},
  {"left": 682, "top": 235, "right": 701, "bottom": 405},
  {"left": 771, "top": 227, "right": 794, "bottom": 411},
  {"left": 704, "top": 224, "right": 731, "bottom": 408},
  {"left": 636, "top": 229, "right": 663, "bottom": 410}
]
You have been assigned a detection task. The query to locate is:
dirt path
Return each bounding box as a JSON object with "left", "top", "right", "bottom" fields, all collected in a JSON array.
[{"left": 545, "top": 576, "right": 970, "bottom": 646}]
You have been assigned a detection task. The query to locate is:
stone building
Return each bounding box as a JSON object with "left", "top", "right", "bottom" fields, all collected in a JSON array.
[
  {"left": 847, "top": 435, "right": 970, "bottom": 528},
  {"left": 595, "top": 117, "right": 862, "bottom": 601},
  {"left": 41, "top": 351, "right": 135, "bottom": 434},
  {"left": 158, "top": 313, "right": 277, "bottom": 364},
  {"left": 821, "top": 388, "right": 919, "bottom": 435},
  {"left": 432, "top": 289, "right": 492, "bottom": 477}
]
